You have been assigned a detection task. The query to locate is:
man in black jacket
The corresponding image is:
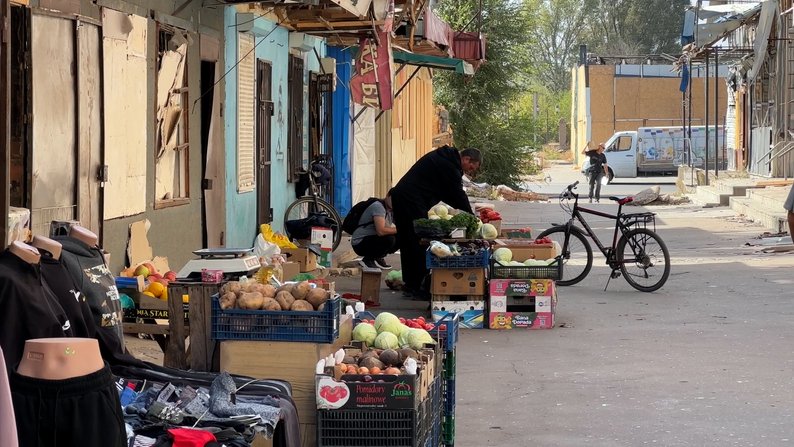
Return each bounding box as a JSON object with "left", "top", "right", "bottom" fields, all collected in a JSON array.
[{"left": 390, "top": 146, "right": 481, "bottom": 298}]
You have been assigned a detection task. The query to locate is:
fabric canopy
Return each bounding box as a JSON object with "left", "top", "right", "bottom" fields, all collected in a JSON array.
[{"left": 392, "top": 50, "right": 474, "bottom": 75}]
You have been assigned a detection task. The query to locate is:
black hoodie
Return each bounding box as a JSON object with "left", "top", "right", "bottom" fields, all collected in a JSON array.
[
  {"left": 0, "top": 250, "right": 73, "bottom": 369},
  {"left": 54, "top": 236, "right": 126, "bottom": 358},
  {"left": 39, "top": 250, "right": 95, "bottom": 339},
  {"left": 391, "top": 145, "right": 473, "bottom": 215}
]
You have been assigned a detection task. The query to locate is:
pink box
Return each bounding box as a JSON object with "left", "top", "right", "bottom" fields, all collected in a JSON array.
[
  {"left": 201, "top": 269, "right": 224, "bottom": 283},
  {"left": 489, "top": 278, "right": 556, "bottom": 330}
]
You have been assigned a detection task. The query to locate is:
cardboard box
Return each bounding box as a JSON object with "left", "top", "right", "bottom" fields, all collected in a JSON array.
[
  {"left": 316, "top": 249, "right": 332, "bottom": 269},
  {"left": 282, "top": 247, "right": 318, "bottom": 272},
  {"left": 431, "top": 268, "right": 486, "bottom": 295},
  {"left": 311, "top": 227, "right": 334, "bottom": 250},
  {"left": 316, "top": 345, "right": 437, "bottom": 410},
  {"left": 431, "top": 300, "right": 485, "bottom": 329},
  {"left": 281, "top": 262, "right": 301, "bottom": 282},
  {"left": 489, "top": 279, "right": 556, "bottom": 330},
  {"left": 494, "top": 242, "right": 556, "bottom": 261},
  {"left": 220, "top": 315, "right": 353, "bottom": 429}
]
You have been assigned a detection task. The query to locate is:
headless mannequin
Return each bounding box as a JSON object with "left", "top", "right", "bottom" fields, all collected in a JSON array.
[
  {"left": 69, "top": 226, "right": 98, "bottom": 247},
  {"left": 7, "top": 242, "right": 40, "bottom": 265},
  {"left": 17, "top": 338, "right": 103, "bottom": 381},
  {"left": 30, "top": 236, "right": 62, "bottom": 260}
]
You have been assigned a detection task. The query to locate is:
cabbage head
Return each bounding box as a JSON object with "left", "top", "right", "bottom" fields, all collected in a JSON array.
[
  {"left": 493, "top": 247, "right": 512, "bottom": 263},
  {"left": 404, "top": 328, "right": 436, "bottom": 350},
  {"left": 375, "top": 312, "right": 404, "bottom": 336},
  {"left": 374, "top": 331, "right": 400, "bottom": 350},
  {"left": 352, "top": 323, "right": 378, "bottom": 346}
]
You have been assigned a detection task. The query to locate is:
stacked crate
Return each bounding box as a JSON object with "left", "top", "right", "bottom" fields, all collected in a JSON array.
[
  {"left": 488, "top": 241, "right": 560, "bottom": 330},
  {"left": 427, "top": 247, "right": 490, "bottom": 329}
]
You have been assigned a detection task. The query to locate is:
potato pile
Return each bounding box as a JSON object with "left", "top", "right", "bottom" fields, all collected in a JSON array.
[{"left": 219, "top": 280, "right": 330, "bottom": 311}]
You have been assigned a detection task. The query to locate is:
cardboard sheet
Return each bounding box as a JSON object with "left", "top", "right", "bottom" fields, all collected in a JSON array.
[{"left": 127, "top": 219, "right": 153, "bottom": 267}]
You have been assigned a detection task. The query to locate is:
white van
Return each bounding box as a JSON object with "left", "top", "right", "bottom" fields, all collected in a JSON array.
[{"left": 582, "top": 126, "right": 724, "bottom": 180}]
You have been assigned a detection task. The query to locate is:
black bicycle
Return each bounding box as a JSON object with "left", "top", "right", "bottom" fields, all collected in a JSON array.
[
  {"left": 536, "top": 181, "right": 671, "bottom": 292},
  {"left": 283, "top": 156, "right": 343, "bottom": 251}
]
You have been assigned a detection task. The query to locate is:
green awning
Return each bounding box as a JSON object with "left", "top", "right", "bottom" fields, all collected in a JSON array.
[{"left": 392, "top": 50, "right": 474, "bottom": 75}]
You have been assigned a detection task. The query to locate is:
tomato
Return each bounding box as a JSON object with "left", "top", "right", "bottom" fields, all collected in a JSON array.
[
  {"left": 416, "top": 316, "right": 425, "bottom": 324},
  {"left": 439, "top": 324, "right": 447, "bottom": 331}
]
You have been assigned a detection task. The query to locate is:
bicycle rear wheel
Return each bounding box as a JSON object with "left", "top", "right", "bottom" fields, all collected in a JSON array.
[
  {"left": 283, "top": 197, "right": 343, "bottom": 251},
  {"left": 616, "top": 228, "right": 670, "bottom": 292},
  {"left": 536, "top": 226, "right": 593, "bottom": 286}
]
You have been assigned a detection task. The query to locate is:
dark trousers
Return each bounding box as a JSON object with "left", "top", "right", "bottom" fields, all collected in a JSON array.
[
  {"left": 353, "top": 235, "right": 397, "bottom": 259},
  {"left": 589, "top": 171, "right": 604, "bottom": 200},
  {"left": 391, "top": 192, "right": 428, "bottom": 292}
]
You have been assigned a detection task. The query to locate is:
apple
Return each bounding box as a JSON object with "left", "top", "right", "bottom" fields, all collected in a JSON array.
[
  {"left": 165, "top": 271, "right": 177, "bottom": 281},
  {"left": 143, "top": 262, "right": 157, "bottom": 275},
  {"left": 134, "top": 265, "right": 150, "bottom": 277}
]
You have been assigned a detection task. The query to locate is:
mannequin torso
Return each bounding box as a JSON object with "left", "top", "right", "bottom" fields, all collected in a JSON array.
[
  {"left": 68, "top": 226, "right": 98, "bottom": 247},
  {"left": 17, "top": 338, "right": 103, "bottom": 380},
  {"left": 31, "top": 236, "right": 62, "bottom": 260},
  {"left": 7, "top": 242, "right": 40, "bottom": 265}
]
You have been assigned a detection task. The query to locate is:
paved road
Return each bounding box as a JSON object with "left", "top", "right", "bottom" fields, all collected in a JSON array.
[
  {"left": 458, "top": 166, "right": 794, "bottom": 446},
  {"left": 524, "top": 161, "right": 678, "bottom": 199}
]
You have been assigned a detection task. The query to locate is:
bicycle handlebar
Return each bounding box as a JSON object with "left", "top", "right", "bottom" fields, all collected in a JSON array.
[{"left": 561, "top": 181, "right": 579, "bottom": 200}]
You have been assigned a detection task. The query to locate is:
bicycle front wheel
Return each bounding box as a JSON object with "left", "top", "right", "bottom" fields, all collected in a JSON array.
[
  {"left": 536, "top": 225, "right": 593, "bottom": 286},
  {"left": 284, "top": 197, "right": 343, "bottom": 251},
  {"left": 616, "top": 228, "right": 670, "bottom": 292}
]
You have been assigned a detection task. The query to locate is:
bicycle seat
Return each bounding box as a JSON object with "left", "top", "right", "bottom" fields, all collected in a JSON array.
[{"left": 608, "top": 196, "right": 634, "bottom": 205}]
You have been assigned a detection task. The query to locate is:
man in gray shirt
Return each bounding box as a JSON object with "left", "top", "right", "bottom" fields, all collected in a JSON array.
[{"left": 352, "top": 192, "right": 397, "bottom": 269}]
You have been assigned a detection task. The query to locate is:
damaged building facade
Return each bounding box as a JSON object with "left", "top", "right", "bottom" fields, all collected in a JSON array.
[{"left": 0, "top": 0, "right": 484, "bottom": 273}]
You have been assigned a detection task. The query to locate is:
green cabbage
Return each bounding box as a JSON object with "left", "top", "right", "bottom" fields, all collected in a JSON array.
[
  {"left": 374, "top": 331, "right": 400, "bottom": 350},
  {"left": 493, "top": 247, "right": 513, "bottom": 263},
  {"left": 375, "top": 312, "right": 403, "bottom": 335},
  {"left": 404, "top": 328, "right": 436, "bottom": 350},
  {"left": 352, "top": 323, "right": 378, "bottom": 346}
]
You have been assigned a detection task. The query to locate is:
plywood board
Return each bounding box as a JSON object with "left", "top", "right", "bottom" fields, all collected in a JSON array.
[
  {"left": 102, "top": 10, "right": 148, "bottom": 219},
  {"left": 78, "top": 23, "right": 103, "bottom": 235},
  {"left": 31, "top": 15, "right": 76, "bottom": 235}
]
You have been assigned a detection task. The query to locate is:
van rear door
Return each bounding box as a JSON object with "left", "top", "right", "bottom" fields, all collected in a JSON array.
[{"left": 605, "top": 132, "right": 637, "bottom": 177}]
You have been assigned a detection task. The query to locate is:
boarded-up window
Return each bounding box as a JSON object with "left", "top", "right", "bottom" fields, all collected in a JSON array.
[
  {"left": 102, "top": 9, "right": 148, "bottom": 219},
  {"left": 237, "top": 33, "right": 255, "bottom": 192},
  {"left": 155, "top": 27, "right": 190, "bottom": 206}
]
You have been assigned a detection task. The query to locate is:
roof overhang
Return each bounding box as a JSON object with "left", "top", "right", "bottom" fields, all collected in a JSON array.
[{"left": 392, "top": 49, "right": 473, "bottom": 74}]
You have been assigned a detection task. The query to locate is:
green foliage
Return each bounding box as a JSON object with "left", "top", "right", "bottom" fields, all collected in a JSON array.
[
  {"left": 587, "top": 0, "right": 689, "bottom": 55},
  {"left": 434, "top": 0, "right": 537, "bottom": 188}
]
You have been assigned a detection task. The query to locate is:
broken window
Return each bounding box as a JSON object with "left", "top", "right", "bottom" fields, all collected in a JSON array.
[{"left": 155, "top": 26, "right": 190, "bottom": 207}]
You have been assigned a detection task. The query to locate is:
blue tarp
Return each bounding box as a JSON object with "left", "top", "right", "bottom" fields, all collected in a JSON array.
[{"left": 327, "top": 46, "right": 354, "bottom": 217}]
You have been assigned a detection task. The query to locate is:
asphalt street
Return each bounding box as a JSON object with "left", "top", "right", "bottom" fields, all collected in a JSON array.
[{"left": 458, "top": 164, "right": 794, "bottom": 446}]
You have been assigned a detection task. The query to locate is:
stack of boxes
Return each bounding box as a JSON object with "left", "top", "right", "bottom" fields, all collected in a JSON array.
[
  {"left": 428, "top": 248, "right": 490, "bottom": 329},
  {"left": 488, "top": 237, "right": 559, "bottom": 330}
]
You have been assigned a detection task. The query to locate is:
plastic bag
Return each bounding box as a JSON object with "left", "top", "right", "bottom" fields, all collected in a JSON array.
[
  {"left": 260, "top": 224, "right": 297, "bottom": 249},
  {"left": 430, "top": 241, "right": 453, "bottom": 258},
  {"left": 253, "top": 233, "right": 281, "bottom": 260}
]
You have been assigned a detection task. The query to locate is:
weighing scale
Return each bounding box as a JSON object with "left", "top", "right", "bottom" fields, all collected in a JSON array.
[{"left": 176, "top": 248, "right": 261, "bottom": 280}]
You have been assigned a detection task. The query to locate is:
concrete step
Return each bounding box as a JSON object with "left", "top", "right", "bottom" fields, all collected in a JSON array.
[
  {"left": 729, "top": 196, "right": 789, "bottom": 233},
  {"left": 746, "top": 186, "right": 791, "bottom": 209},
  {"left": 712, "top": 178, "right": 762, "bottom": 196},
  {"left": 693, "top": 185, "right": 731, "bottom": 206}
]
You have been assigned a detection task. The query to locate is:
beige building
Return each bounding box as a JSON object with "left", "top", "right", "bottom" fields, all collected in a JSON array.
[{"left": 570, "top": 63, "right": 726, "bottom": 167}]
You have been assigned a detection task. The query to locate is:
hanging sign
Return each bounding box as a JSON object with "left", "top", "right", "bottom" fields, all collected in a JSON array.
[{"left": 350, "top": 31, "right": 394, "bottom": 110}]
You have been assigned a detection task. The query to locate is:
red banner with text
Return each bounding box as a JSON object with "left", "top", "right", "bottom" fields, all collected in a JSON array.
[{"left": 350, "top": 31, "right": 393, "bottom": 110}]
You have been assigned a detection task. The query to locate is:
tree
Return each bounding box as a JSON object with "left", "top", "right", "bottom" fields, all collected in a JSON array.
[
  {"left": 586, "top": 0, "right": 689, "bottom": 55},
  {"left": 527, "top": 0, "right": 595, "bottom": 93},
  {"left": 434, "top": 0, "right": 537, "bottom": 188}
]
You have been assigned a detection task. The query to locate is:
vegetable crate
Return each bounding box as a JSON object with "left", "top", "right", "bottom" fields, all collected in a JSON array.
[
  {"left": 489, "top": 256, "right": 563, "bottom": 280},
  {"left": 317, "top": 377, "right": 441, "bottom": 447},
  {"left": 442, "top": 415, "right": 456, "bottom": 447},
  {"left": 210, "top": 295, "right": 341, "bottom": 343},
  {"left": 426, "top": 249, "right": 490, "bottom": 269}
]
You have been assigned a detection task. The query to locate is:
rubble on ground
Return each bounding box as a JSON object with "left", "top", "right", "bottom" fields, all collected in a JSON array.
[
  {"left": 626, "top": 186, "right": 690, "bottom": 206},
  {"left": 464, "top": 180, "right": 548, "bottom": 202}
]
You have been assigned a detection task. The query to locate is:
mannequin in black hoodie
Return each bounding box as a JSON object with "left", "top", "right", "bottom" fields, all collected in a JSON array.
[
  {"left": 390, "top": 146, "right": 482, "bottom": 297},
  {"left": 0, "top": 242, "right": 73, "bottom": 369}
]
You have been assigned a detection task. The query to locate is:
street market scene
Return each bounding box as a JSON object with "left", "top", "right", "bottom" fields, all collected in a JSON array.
[{"left": 2, "top": 0, "right": 794, "bottom": 446}]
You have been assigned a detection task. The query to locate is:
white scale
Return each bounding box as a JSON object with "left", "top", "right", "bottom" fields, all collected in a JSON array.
[{"left": 176, "top": 248, "right": 261, "bottom": 280}]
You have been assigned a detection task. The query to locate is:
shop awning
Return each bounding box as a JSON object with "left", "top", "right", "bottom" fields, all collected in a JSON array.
[
  {"left": 392, "top": 50, "right": 474, "bottom": 75},
  {"left": 680, "top": 2, "right": 762, "bottom": 49},
  {"left": 748, "top": 1, "right": 778, "bottom": 84}
]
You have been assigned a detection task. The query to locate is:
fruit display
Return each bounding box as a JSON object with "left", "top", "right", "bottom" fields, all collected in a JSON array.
[
  {"left": 332, "top": 346, "right": 421, "bottom": 380},
  {"left": 218, "top": 280, "right": 330, "bottom": 311},
  {"left": 123, "top": 262, "right": 178, "bottom": 301}
]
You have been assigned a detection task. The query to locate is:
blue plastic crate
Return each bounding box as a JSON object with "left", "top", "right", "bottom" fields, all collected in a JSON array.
[
  {"left": 211, "top": 294, "right": 340, "bottom": 343},
  {"left": 426, "top": 248, "right": 490, "bottom": 269}
]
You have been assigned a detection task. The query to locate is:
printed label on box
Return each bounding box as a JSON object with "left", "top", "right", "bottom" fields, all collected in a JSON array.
[
  {"left": 431, "top": 301, "right": 484, "bottom": 329},
  {"left": 490, "top": 296, "right": 507, "bottom": 313},
  {"left": 489, "top": 311, "right": 554, "bottom": 330},
  {"left": 489, "top": 279, "right": 555, "bottom": 297}
]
